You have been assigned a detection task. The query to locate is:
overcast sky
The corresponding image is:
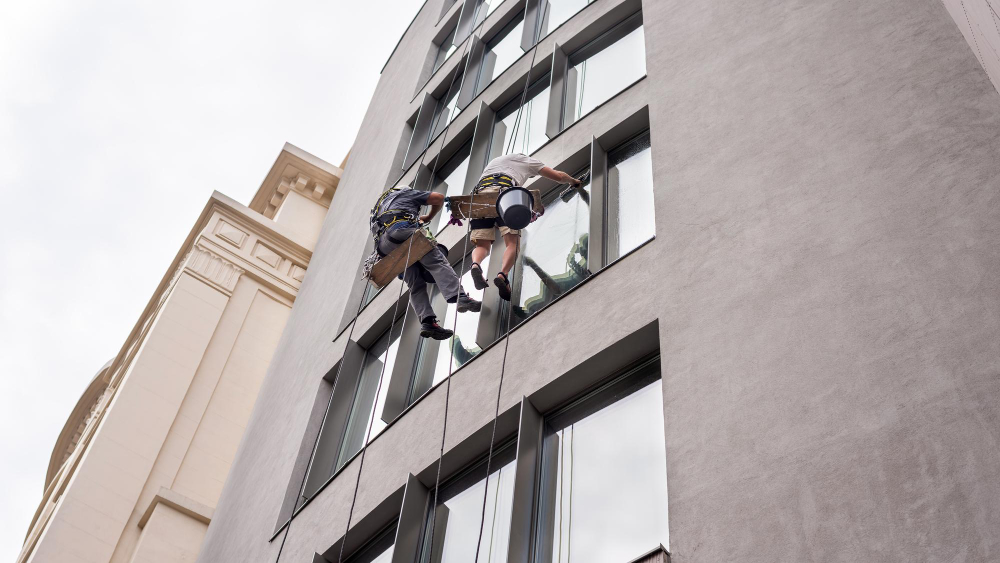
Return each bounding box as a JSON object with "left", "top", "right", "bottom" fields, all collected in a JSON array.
[{"left": 0, "top": 0, "right": 421, "bottom": 559}]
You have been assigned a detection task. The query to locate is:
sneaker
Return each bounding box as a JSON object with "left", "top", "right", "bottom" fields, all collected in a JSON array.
[
  {"left": 456, "top": 293, "right": 482, "bottom": 313},
  {"left": 420, "top": 320, "right": 454, "bottom": 340},
  {"left": 494, "top": 272, "right": 512, "bottom": 301},
  {"left": 470, "top": 263, "right": 489, "bottom": 290}
]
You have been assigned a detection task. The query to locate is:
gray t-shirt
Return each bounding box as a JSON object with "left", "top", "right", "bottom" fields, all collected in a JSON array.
[
  {"left": 372, "top": 187, "right": 429, "bottom": 236},
  {"left": 480, "top": 153, "right": 545, "bottom": 186}
]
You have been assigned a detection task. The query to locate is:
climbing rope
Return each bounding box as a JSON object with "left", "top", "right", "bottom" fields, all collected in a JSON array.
[
  {"left": 273, "top": 1, "right": 488, "bottom": 562},
  {"left": 469, "top": 4, "right": 552, "bottom": 560},
  {"left": 331, "top": 0, "right": 491, "bottom": 558}
]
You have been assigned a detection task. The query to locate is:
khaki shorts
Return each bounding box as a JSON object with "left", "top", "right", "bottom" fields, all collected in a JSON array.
[
  {"left": 468, "top": 186, "right": 520, "bottom": 242},
  {"left": 470, "top": 224, "right": 519, "bottom": 243}
]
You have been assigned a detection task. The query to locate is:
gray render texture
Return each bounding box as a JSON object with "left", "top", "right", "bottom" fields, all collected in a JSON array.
[{"left": 198, "top": 0, "right": 1000, "bottom": 561}]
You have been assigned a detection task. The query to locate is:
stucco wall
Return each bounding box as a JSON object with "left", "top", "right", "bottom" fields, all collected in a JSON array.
[{"left": 199, "top": 0, "right": 1000, "bottom": 561}]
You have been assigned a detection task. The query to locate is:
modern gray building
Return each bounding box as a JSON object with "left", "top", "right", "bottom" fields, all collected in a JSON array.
[{"left": 197, "top": 0, "right": 1000, "bottom": 561}]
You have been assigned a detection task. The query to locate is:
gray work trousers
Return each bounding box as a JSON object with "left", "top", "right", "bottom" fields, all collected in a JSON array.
[{"left": 377, "top": 227, "right": 463, "bottom": 322}]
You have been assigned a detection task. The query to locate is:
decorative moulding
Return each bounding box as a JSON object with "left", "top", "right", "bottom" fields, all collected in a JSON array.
[
  {"left": 184, "top": 244, "right": 245, "bottom": 294},
  {"left": 214, "top": 220, "right": 248, "bottom": 249}
]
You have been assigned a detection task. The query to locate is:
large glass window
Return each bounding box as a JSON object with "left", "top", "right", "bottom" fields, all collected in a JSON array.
[
  {"left": 336, "top": 322, "right": 405, "bottom": 471},
  {"left": 411, "top": 253, "right": 490, "bottom": 399},
  {"left": 434, "top": 26, "right": 459, "bottom": 73},
  {"left": 493, "top": 79, "right": 550, "bottom": 157},
  {"left": 537, "top": 0, "right": 595, "bottom": 38},
  {"left": 565, "top": 23, "right": 645, "bottom": 126},
  {"left": 475, "top": 15, "right": 526, "bottom": 95},
  {"left": 420, "top": 446, "right": 516, "bottom": 563},
  {"left": 502, "top": 173, "right": 590, "bottom": 332},
  {"left": 430, "top": 141, "right": 473, "bottom": 233},
  {"left": 534, "top": 365, "right": 668, "bottom": 562},
  {"left": 607, "top": 131, "right": 654, "bottom": 261}
]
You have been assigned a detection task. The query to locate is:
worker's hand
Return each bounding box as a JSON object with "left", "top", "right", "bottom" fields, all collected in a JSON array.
[{"left": 419, "top": 214, "right": 433, "bottom": 224}]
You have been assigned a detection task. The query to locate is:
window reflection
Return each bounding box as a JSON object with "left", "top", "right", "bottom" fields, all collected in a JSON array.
[
  {"left": 476, "top": 16, "right": 526, "bottom": 95},
  {"left": 337, "top": 322, "right": 404, "bottom": 470},
  {"left": 536, "top": 373, "right": 668, "bottom": 563},
  {"left": 411, "top": 254, "right": 489, "bottom": 400},
  {"left": 607, "top": 131, "right": 654, "bottom": 260},
  {"left": 493, "top": 82, "right": 550, "bottom": 157},
  {"left": 502, "top": 174, "right": 590, "bottom": 333},
  {"left": 421, "top": 448, "right": 516, "bottom": 563},
  {"left": 565, "top": 25, "right": 645, "bottom": 126}
]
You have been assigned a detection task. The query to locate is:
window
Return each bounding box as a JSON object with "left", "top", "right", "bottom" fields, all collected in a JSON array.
[
  {"left": 430, "top": 82, "right": 462, "bottom": 142},
  {"left": 564, "top": 20, "right": 645, "bottom": 127},
  {"left": 419, "top": 445, "right": 516, "bottom": 563},
  {"left": 411, "top": 253, "right": 490, "bottom": 398},
  {"left": 434, "top": 26, "right": 459, "bottom": 73},
  {"left": 475, "top": 15, "right": 526, "bottom": 95},
  {"left": 337, "top": 322, "right": 405, "bottom": 471},
  {"left": 346, "top": 525, "right": 396, "bottom": 563},
  {"left": 534, "top": 364, "right": 668, "bottom": 562},
  {"left": 607, "top": 131, "right": 654, "bottom": 261},
  {"left": 492, "top": 78, "right": 550, "bottom": 157},
  {"left": 536, "top": 0, "right": 595, "bottom": 38},
  {"left": 502, "top": 172, "right": 591, "bottom": 332},
  {"left": 430, "top": 141, "right": 473, "bottom": 233}
]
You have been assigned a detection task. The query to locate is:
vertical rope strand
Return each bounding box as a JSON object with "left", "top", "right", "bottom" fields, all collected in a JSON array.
[{"left": 471, "top": 5, "right": 551, "bottom": 560}]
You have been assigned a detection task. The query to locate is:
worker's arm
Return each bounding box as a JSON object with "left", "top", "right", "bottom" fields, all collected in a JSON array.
[
  {"left": 420, "top": 191, "right": 445, "bottom": 223},
  {"left": 539, "top": 167, "right": 582, "bottom": 185}
]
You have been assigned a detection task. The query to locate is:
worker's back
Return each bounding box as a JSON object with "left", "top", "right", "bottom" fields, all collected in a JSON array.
[{"left": 480, "top": 153, "right": 545, "bottom": 187}]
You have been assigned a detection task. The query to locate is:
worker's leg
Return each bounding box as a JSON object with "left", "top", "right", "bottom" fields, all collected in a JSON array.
[
  {"left": 419, "top": 247, "right": 462, "bottom": 302},
  {"left": 402, "top": 264, "right": 435, "bottom": 322},
  {"left": 470, "top": 238, "right": 492, "bottom": 266},
  {"left": 499, "top": 230, "right": 520, "bottom": 275},
  {"left": 468, "top": 220, "right": 496, "bottom": 290},
  {"left": 493, "top": 228, "right": 520, "bottom": 301}
]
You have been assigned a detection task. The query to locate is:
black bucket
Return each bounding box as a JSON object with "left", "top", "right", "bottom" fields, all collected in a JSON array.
[{"left": 495, "top": 186, "right": 535, "bottom": 230}]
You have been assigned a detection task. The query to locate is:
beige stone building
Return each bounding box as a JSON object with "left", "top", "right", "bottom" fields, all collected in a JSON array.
[{"left": 17, "top": 143, "right": 343, "bottom": 563}]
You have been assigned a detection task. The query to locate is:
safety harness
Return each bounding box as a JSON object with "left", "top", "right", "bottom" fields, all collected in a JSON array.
[
  {"left": 369, "top": 186, "right": 419, "bottom": 246},
  {"left": 473, "top": 172, "right": 515, "bottom": 194}
]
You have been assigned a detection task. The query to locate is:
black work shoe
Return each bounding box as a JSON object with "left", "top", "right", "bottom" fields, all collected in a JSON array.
[
  {"left": 420, "top": 320, "right": 454, "bottom": 340},
  {"left": 456, "top": 293, "right": 482, "bottom": 313},
  {"left": 494, "top": 272, "right": 512, "bottom": 301},
  {"left": 470, "top": 263, "right": 489, "bottom": 290}
]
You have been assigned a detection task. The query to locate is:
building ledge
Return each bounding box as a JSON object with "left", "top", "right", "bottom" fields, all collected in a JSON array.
[{"left": 137, "top": 487, "right": 214, "bottom": 529}]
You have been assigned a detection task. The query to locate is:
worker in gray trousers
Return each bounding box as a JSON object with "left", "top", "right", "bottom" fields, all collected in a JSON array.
[{"left": 371, "top": 187, "right": 481, "bottom": 339}]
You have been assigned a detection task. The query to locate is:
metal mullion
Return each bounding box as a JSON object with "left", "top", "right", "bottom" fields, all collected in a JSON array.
[
  {"left": 588, "top": 136, "right": 608, "bottom": 271},
  {"left": 507, "top": 396, "right": 545, "bottom": 562},
  {"left": 391, "top": 474, "right": 432, "bottom": 563}
]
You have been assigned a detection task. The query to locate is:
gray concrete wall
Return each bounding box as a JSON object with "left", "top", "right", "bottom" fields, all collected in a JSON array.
[{"left": 198, "top": 0, "right": 1000, "bottom": 561}]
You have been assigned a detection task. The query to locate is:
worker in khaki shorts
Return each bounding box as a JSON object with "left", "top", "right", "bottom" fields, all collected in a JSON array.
[{"left": 469, "top": 153, "right": 582, "bottom": 300}]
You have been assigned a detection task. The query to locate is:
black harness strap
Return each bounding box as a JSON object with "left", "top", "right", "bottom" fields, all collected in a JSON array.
[{"left": 473, "top": 173, "right": 516, "bottom": 194}]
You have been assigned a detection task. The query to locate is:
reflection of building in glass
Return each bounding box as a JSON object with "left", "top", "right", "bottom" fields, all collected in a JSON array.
[{"left": 197, "top": 0, "right": 1000, "bottom": 562}]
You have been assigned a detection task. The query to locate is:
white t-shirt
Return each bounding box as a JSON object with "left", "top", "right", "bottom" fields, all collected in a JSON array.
[{"left": 479, "top": 153, "right": 545, "bottom": 187}]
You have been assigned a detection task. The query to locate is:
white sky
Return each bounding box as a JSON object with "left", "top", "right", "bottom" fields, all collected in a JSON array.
[{"left": 0, "top": 0, "right": 422, "bottom": 559}]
